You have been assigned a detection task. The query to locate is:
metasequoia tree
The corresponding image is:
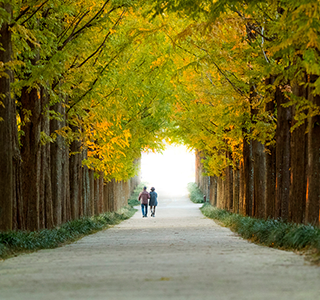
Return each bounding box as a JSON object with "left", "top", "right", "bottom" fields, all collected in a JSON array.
[
  {"left": 153, "top": 0, "right": 320, "bottom": 224},
  {"left": 0, "top": 0, "right": 177, "bottom": 231}
]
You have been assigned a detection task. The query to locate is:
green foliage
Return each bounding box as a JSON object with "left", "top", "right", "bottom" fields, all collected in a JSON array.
[
  {"left": 187, "top": 182, "right": 205, "bottom": 203},
  {"left": 201, "top": 203, "right": 320, "bottom": 254},
  {"left": 0, "top": 206, "right": 136, "bottom": 259}
]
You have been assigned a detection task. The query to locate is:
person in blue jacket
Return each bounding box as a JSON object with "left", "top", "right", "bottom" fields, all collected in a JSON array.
[{"left": 149, "top": 187, "right": 158, "bottom": 217}]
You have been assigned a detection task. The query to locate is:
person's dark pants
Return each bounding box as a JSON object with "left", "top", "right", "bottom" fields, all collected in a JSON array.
[{"left": 141, "top": 204, "right": 148, "bottom": 217}]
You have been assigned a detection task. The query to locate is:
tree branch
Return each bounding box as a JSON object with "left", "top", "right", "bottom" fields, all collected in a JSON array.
[
  {"left": 76, "top": 9, "right": 126, "bottom": 69},
  {"left": 14, "top": 6, "right": 30, "bottom": 23},
  {"left": 20, "top": 0, "right": 49, "bottom": 26},
  {"left": 58, "top": 0, "right": 113, "bottom": 51}
]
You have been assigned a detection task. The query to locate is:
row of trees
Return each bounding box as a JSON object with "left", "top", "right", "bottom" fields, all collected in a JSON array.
[
  {"left": 0, "top": 0, "right": 178, "bottom": 231},
  {"left": 156, "top": 0, "right": 320, "bottom": 225},
  {"left": 1, "top": 0, "right": 319, "bottom": 231}
]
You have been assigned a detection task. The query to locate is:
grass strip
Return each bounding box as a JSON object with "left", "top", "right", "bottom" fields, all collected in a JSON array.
[
  {"left": 187, "top": 182, "right": 205, "bottom": 203},
  {"left": 0, "top": 205, "right": 137, "bottom": 260},
  {"left": 200, "top": 202, "right": 320, "bottom": 263}
]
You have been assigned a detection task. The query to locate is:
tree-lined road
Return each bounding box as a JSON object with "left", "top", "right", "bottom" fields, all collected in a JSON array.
[{"left": 1, "top": 191, "right": 319, "bottom": 300}]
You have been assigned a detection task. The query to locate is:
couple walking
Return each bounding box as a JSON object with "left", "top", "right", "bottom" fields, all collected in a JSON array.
[{"left": 138, "top": 186, "right": 158, "bottom": 218}]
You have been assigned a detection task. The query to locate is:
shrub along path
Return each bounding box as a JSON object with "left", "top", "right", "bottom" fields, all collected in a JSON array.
[{"left": 0, "top": 189, "right": 320, "bottom": 300}]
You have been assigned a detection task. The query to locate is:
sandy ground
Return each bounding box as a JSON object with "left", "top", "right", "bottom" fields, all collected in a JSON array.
[{"left": 1, "top": 191, "right": 320, "bottom": 300}]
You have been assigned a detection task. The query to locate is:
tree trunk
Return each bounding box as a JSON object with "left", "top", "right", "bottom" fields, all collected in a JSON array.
[
  {"left": 0, "top": 4, "right": 14, "bottom": 231},
  {"left": 69, "top": 135, "right": 82, "bottom": 220},
  {"left": 243, "top": 137, "right": 254, "bottom": 216},
  {"left": 216, "top": 176, "right": 224, "bottom": 209},
  {"left": 239, "top": 158, "right": 245, "bottom": 215},
  {"left": 82, "top": 154, "right": 90, "bottom": 216},
  {"left": 265, "top": 97, "right": 276, "bottom": 219},
  {"left": 275, "top": 86, "right": 292, "bottom": 220},
  {"left": 89, "top": 169, "right": 95, "bottom": 216},
  {"left": 39, "top": 88, "right": 54, "bottom": 229},
  {"left": 210, "top": 176, "right": 217, "bottom": 206},
  {"left": 195, "top": 151, "right": 201, "bottom": 186},
  {"left": 306, "top": 75, "right": 320, "bottom": 226},
  {"left": 103, "top": 182, "right": 110, "bottom": 212},
  {"left": 50, "top": 101, "right": 70, "bottom": 225},
  {"left": 226, "top": 151, "right": 233, "bottom": 211},
  {"left": 253, "top": 139, "right": 266, "bottom": 219},
  {"left": 94, "top": 174, "right": 99, "bottom": 215},
  {"left": 21, "top": 87, "right": 42, "bottom": 231},
  {"left": 290, "top": 83, "right": 307, "bottom": 224},
  {"left": 233, "top": 162, "right": 240, "bottom": 214},
  {"left": 99, "top": 173, "right": 104, "bottom": 214}
]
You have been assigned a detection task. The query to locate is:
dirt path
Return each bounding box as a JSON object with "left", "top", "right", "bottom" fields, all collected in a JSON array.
[{"left": 1, "top": 192, "right": 320, "bottom": 300}]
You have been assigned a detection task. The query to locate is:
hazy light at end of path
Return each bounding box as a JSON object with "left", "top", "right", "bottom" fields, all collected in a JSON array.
[{"left": 141, "top": 145, "right": 195, "bottom": 197}]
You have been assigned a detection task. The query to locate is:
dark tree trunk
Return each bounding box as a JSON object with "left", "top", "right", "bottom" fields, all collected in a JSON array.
[
  {"left": 233, "top": 162, "right": 240, "bottom": 214},
  {"left": 239, "top": 159, "right": 245, "bottom": 215},
  {"left": 243, "top": 137, "right": 254, "bottom": 216},
  {"left": 109, "top": 179, "right": 115, "bottom": 212},
  {"left": 94, "top": 174, "right": 99, "bottom": 215},
  {"left": 0, "top": 4, "right": 15, "bottom": 231},
  {"left": 306, "top": 75, "right": 320, "bottom": 226},
  {"left": 253, "top": 139, "right": 266, "bottom": 219},
  {"left": 50, "top": 101, "right": 69, "bottom": 225},
  {"left": 39, "top": 88, "right": 54, "bottom": 229},
  {"left": 265, "top": 97, "right": 276, "bottom": 219},
  {"left": 226, "top": 151, "right": 233, "bottom": 211},
  {"left": 216, "top": 176, "right": 224, "bottom": 209},
  {"left": 275, "top": 86, "right": 292, "bottom": 220},
  {"left": 103, "top": 183, "right": 110, "bottom": 212},
  {"left": 210, "top": 176, "right": 217, "bottom": 206},
  {"left": 89, "top": 169, "right": 95, "bottom": 216},
  {"left": 69, "top": 134, "right": 82, "bottom": 220},
  {"left": 82, "top": 154, "right": 90, "bottom": 216},
  {"left": 21, "top": 87, "right": 42, "bottom": 231},
  {"left": 290, "top": 83, "right": 307, "bottom": 224},
  {"left": 99, "top": 173, "right": 104, "bottom": 213},
  {"left": 265, "top": 145, "right": 276, "bottom": 219}
]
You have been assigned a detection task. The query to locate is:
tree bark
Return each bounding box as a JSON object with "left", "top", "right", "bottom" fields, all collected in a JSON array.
[
  {"left": 69, "top": 135, "right": 82, "bottom": 220},
  {"left": 50, "top": 101, "right": 70, "bottom": 225},
  {"left": 306, "top": 75, "right": 320, "bottom": 226},
  {"left": 89, "top": 169, "right": 95, "bottom": 216},
  {"left": 21, "top": 87, "right": 41, "bottom": 231},
  {"left": 233, "top": 162, "right": 240, "bottom": 214},
  {"left": 275, "top": 86, "right": 292, "bottom": 220},
  {"left": 210, "top": 176, "right": 217, "bottom": 206},
  {"left": 82, "top": 153, "right": 90, "bottom": 216},
  {"left": 225, "top": 151, "right": 233, "bottom": 211},
  {"left": 99, "top": 173, "right": 104, "bottom": 213},
  {"left": 265, "top": 97, "right": 276, "bottom": 219},
  {"left": 103, "top": 182, "right": 110, "bottom": 212},
  {"left": 39, "top": 88, "right": 54, "bottom": 229},
  {"left": 253, "top": 139, "right": 266, "bottom": 219},
  {"left": 239, "top": 158, "right": 245, "bottom": 215},
  {"left": 243, "top": 137, "right": 254, "bottom": 216},
  {"left": 94, "top": 174, "right": 99, "bottom": 215},
  {"left": 290, "top": 83, "right": 307, "bottom": 224},
  {"left": 0, "top": 3, "right": 14, "bottom": 231}
]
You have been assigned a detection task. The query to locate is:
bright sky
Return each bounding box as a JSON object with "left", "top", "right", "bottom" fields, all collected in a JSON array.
[{"left": 140, "top": 144, "right": 195, "bottom": 197}]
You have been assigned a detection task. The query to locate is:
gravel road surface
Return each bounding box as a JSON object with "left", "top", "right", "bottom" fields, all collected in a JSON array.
[{"left": 1, "top": 191, "right": 320, "bottom": 300}]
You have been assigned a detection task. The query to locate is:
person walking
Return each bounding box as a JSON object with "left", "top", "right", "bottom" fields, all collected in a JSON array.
[
  {"left": 138, "top": 186, "right": 150, "bottom": 218},
  {"left": 149, "top": 187, "right": 158, "bottom": 217}
]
